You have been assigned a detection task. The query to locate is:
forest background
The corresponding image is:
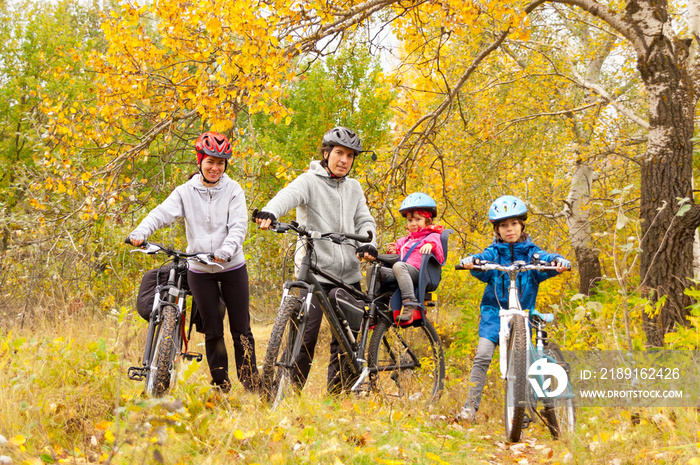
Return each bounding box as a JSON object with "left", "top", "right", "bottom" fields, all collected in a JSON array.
[{"left": 2, "top": 0, "right": 700, "bottom": 462}]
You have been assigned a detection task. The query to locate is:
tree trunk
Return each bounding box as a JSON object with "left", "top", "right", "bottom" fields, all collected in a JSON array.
[
  {"left": 629, "top": 0, "right": 697, "bottom": 346},
  {"left": 564, "top": 160, "right": 601, "bottom": 294}
]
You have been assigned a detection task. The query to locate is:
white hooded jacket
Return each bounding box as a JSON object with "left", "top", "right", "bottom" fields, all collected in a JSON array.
[
  {"left": 131, "top": 173, "right": 247, "bottom": 273},
  {"left": 261, "top": 160, "right": 376, "bottom": 284}
]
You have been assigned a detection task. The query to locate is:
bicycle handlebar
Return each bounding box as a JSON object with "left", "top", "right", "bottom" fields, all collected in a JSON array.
[
  {"left": 252, "top": 208, "right": 373, "bottom": 244},
  {"left": 125, "top": 239, "right": 224, "bottom": 268},
  {"left": 455, "top": 260, "right": 563, "bottom": 272}
]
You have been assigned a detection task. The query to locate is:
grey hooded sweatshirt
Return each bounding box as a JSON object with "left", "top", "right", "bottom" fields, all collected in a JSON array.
[
  {"left": 262, "top": 160, "right": 376, "bottom": 284},
  {"left": 131, "top": 173, "right": 247, "bottom": 273}
]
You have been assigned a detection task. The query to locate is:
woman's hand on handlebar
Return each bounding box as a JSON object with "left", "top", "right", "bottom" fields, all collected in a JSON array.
[{"left": 126, "top": 232, "right": 146, "bottom": 247}]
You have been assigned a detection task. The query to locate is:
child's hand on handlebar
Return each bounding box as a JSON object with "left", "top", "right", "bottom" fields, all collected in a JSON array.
[
  {"left": 386, "top": 243, "right": 397, "bottom": 254},
  {"left": 552, "top": 258, "right": 571, "bottom": 273},
  {"left": 459, "top": 256, "right": 477, "bottom": 270}
]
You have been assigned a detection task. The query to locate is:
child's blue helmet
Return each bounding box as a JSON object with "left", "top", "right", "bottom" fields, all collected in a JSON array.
[
  {"left": 399, "top": 192, "right": 438, "bottom": 218},
  {"left": 488, "top": 195, "right": 527, "bottom": 223}
]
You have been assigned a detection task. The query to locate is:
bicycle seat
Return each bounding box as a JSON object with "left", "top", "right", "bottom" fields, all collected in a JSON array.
[
  {"left": 377, "top": 254, "right": 400, "bottom": 266},
  {"left": 389, "top": 229, "right": 452, "bottom": 326}
]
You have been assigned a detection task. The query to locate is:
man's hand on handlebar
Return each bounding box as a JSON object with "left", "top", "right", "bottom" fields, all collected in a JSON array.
[
  {"left": 254, "top": 210, "right": 277, "bottom": 230},
  {"left": 356, "top": 244, "right": 378, "bottom": 262}
]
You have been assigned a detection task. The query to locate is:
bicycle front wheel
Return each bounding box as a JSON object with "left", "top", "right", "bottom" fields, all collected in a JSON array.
[
  {"left": 504, "top": 314, "right": 528, "bottom": 442},
  {"left": 367, "top": 318, "right": 445, "bottom": 405},
  {"left": 145, "top": 304, "right": 179, "bottom": 397},
  {"left": 543, "top": 342, "right": 576, "bottom": 437},
  {"left": 261, "top": 298, "right": 302, "bottom": 407}
]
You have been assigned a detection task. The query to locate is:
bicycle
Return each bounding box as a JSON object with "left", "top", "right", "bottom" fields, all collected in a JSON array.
[
  {"left": 126, "top": 240, "right": 221, "bottom": 397},
  {"left": 258, "top": 217, "right": 446, "bottom": 408},
  {"left": 456, "top": 255, "right": 575, "bottom": 442}
]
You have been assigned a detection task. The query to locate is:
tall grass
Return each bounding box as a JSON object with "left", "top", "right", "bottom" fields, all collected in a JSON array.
[{"left": 1, "top": 292, "right": 699, "bottom": 463}]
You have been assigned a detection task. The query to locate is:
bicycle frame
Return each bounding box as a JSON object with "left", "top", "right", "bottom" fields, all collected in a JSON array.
[
  {"left": 270, "top": 222, "right": 428, "bottom": 393},
  {"left": 280, "top": 234, "right": 389, "bottom": 380}
]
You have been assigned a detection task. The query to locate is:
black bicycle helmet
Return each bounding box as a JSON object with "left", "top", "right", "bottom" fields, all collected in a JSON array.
[{"left": 322, "top": 126, "right": 363, "bottom": 153}]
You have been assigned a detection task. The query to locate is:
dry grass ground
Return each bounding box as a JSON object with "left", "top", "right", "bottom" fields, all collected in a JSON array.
[{"left": 1, "top": 306, "right": 699, "bottom": 464}]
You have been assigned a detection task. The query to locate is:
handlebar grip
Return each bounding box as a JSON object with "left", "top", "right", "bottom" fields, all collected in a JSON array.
[
  {"left": 455, "top": 263, "right": 466, "bottom": 270},
  {"left": 124, "top": 236, "right": 133, "bottom": 245},
  {"left": 344, "top": 230, "right": 373, "bottom": 243}
]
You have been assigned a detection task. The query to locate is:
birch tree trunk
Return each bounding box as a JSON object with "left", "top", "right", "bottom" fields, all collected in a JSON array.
[{"left": 564, "top": 160, "right": 601, "bottom": 294}]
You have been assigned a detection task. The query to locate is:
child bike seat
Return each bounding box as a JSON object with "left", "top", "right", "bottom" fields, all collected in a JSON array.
[{"left": 389, "top": 229, "right": 452, "bottom": 326}]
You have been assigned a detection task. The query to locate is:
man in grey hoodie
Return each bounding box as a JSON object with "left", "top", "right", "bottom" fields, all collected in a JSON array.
[{"left": 256, "top": 126, "right": 377, "bottom": 394}]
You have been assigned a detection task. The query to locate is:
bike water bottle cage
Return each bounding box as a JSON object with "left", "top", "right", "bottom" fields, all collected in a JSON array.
[{"left": 488, "top": 195, "right": 527, "bottom": 223}]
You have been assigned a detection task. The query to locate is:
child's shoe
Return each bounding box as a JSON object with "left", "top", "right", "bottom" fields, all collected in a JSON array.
[
  {"left": 397, "top": 302, "right": 420, "bottom": 322},
  {"left": 457, "top": 406, "right": 477, "bottom": 423}
]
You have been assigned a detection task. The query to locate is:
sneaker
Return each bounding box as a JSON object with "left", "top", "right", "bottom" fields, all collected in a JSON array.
[
  {"left": 457, "top": 406, "right": 477, "bottom": 423},
  {"left": 398, "top": 303, "right": 419, "bottom": 322}
]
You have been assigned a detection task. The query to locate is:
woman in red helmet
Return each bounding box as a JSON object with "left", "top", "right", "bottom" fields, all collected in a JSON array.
[{"left": 128, "top": 132, "right": 259, "bottom": 393}]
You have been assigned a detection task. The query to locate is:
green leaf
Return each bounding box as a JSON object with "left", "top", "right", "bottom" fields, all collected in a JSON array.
[
  {"left": 40, "top": 453, "right": 56, "bottom": 463},
  {"left": 677, "top": 204, "right": 691, "bottom": 217}
]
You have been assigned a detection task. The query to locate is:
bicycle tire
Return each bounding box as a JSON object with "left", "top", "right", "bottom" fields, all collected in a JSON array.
[
  {"left": 504, "top": 314, "right": 528, "bottom": 442},
  {"left": 367, "top": 318, "right": 445, "bottom": 405},
  {"left": 261, "top": 298, "right": 302, "bottom": 407},
  {"left": 145, "top": 304, "right": 179, "bottom": 397},
  {"left": 543, "top": 342, "right": 576, "bottom": 438}
]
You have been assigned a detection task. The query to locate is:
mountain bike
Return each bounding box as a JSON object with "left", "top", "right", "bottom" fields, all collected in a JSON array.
[
  {"left": 126, "top": 240, "right": 221, "bottom": 397},
  {"left": 456, "top": 256, "right": 575, "bottom": 442},
  {"left": 259, "top": 218, "right": 445, "bottom": 408}
]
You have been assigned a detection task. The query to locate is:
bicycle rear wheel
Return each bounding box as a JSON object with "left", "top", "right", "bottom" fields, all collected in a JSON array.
[
  {"left": 367, "top": 318, "right": 445, "bottom": 405},
  {"left": 261, "top": 298, "right": 302, "bottom": 407},
  {"left": 504, "top": 315, "right": 528, "bottom": 442},
  {"left": 145, "top": 304, "right": 179, "bottom": 397},
  {"left": 543, "top": 342, "right": 576, "bottom": 438}
]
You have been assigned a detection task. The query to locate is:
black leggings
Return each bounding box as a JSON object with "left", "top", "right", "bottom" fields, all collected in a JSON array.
[{"left": 187, "top": 265, "right": 258, "bottom": 391}]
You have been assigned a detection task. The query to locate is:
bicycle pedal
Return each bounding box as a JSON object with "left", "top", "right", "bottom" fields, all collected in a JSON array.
[
  {"left": 128, "top": 366, "right": 146, "bottom": 381},
  {"left": 184, "top": 352, "right": 203, "bottom": 362},
  {"left": 522, "top": 413, "right": 532, "bottom": 429}
]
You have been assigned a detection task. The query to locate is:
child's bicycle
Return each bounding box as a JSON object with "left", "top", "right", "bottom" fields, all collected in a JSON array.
[
  {"left": 126, "top": 239, "right": 220, "bottom": 397},
  {"left": 456, "top": 255, "right": 576, "bottom": 442},
  {"left": 258, "top": 217, "right": 445, "bottom": 408}
]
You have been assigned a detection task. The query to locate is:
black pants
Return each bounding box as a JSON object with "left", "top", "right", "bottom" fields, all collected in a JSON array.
[
  {"left": 292, "top": 281, "right": 361, "bottom": 394},
  {"left": 187, "top": 265, "right": 259, "bottom": 391}
]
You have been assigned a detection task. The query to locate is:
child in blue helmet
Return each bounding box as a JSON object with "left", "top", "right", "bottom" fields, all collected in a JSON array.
[
  {"left": 382, "top": 193, "right": 445, "bottom": 322},
  {"left": 457, "top": 195, "right": 570, "bottom": 422}
]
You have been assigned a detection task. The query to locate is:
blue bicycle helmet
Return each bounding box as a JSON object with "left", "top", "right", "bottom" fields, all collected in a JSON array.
[
  {"left": 399, "top": 192, "right": 438, "bottom": 218},
  {"left": 488, "top": 195, "right": 528, "bottom": 223}
]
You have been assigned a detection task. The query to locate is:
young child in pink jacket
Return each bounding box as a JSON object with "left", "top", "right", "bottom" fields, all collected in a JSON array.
[{"left": 385, "top": 193, "right": 444, "bottom": 322}]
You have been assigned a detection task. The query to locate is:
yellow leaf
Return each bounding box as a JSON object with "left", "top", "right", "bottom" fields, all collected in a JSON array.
[
  {"left": 10, "top": 435, "right": 26, "bottom": 446},
  {"left": 104, "top": 430, "right": 115, "bottom": 443}
]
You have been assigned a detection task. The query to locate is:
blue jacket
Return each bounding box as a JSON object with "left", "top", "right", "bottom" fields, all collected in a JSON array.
[{"left": 471, "top": 236, "right": 563, "bottom": 343}]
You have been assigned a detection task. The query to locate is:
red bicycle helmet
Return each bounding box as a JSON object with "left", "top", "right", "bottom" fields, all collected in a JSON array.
[{"left": 195, "top": 132, "right": 232, "bottom": 164}]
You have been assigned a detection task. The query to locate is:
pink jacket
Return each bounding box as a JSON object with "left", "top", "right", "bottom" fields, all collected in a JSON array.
[{"left": 394, "top": 225, "right": 445, "bottom": 269}]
